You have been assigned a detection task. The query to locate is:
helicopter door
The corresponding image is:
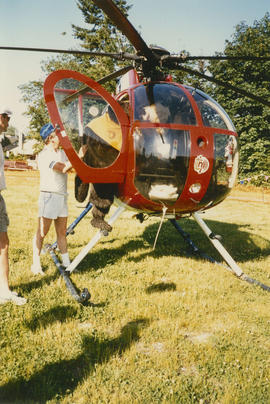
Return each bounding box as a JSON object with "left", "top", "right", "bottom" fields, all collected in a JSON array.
[{"left": 43, "top": 70, "right": 129, "bottom": 183}]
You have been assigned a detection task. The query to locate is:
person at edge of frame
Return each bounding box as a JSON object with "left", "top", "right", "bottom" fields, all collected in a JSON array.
[
  {"left": 31, "top": 123, "right": 73, "bottom": 275},
  {"left": 0, "top": 107, "right": 27, "bottom": 305}
]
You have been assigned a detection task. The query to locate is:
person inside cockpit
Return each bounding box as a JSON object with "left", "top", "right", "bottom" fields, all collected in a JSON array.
[{"left": 75, "top": 99, "right": 129, "bottom": 232}]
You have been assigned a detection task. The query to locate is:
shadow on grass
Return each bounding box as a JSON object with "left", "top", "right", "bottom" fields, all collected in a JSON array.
[
  {"left": 140, "top": 218, "right": 270, "bottom": 263},
  {"left": 0, "top": 318, "right": 150, "bottom": 403},
  {"left": 74, "top": 218, "right": 270, "bottom": 272},
  {"left": 24, "top": 301, "right": 106, "bottom": 332},
  {"left": 75, "top": 238, "right": 147, "bottom": 273},
  {"left": 146, "top": 282, "right": 177, "bottom": 294},
  {"left": 24, "top": 305, "right": 78, "bottom": 331},
  {"left": 13, "top": 218, "right": 269, "bottom": 300},
  {"left": 12, "top": 272, "right": 59, "bottom": 295}
]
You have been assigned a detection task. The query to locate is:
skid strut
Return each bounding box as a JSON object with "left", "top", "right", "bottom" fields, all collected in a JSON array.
[
  {"left": 65, "top": 204, "right": 126, "bottom": 274},
  {"left": 51, "top": 202, "right": 93, "bottom": 251},
  {"left": 192, "top": 212, "right": 270, "bottom": 292},
  {"left": 170, "top": 218, "right": 219, "bottom": 264},
  {"left": 177, "top": 212, "right": 270, "bottom": 292}
]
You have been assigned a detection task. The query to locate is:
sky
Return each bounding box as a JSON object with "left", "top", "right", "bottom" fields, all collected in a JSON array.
[{"left": 0, "top": 0, "right": 269, "bottom": 133}]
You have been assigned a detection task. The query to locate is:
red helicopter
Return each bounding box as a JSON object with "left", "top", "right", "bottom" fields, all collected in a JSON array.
[
  {"left": 2, "top": 0, "right": 270, "bottom": 301},
  {"left": 44, "top": 68, "right": 239, "bottom": 215}
]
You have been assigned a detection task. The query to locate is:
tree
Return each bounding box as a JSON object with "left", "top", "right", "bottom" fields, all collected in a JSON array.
[
  {"left": 207, "top": 13, "right": 270, "bottom": 175},
  {"left": 19, "top": 0, "right": 132, "bottom": 136},
  {"left": 72, "top": 0, "right": 133, "bottom": 85}
]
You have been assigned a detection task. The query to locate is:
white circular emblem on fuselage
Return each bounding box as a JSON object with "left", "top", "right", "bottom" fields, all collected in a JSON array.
[{"left": 194, "top": 155, "right": 210, "bottom": 174}]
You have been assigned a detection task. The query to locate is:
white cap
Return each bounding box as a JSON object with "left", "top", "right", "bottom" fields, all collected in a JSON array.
[{"left": 0, "top": 108, "right": 12, "bottom": 116}]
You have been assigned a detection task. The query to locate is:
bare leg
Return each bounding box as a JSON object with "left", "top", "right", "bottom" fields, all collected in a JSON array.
[
  {"left": 36, "top": 217, "right": 52, "bottom": 252},
  {"left": 54, "top": 217, "right": 67, "bottom": 253},
  {"left": 0, "top": 232, "right": 10, "bottom": 295},
  {"left": 54, "top": 217, "right": 70, "bottom": 267},
  {"left": 32, "top": 217, "right": 52, "bottom": 274},
  {"left": 0, "top": 231, "right": 27, "bottom": 305}
]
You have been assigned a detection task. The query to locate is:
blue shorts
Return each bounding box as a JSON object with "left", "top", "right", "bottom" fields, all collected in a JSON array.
[{"left": 38, "top": 192, "right": 68, "bottom": 219}]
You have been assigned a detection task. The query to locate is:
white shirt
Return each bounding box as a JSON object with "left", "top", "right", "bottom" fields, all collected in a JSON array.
[
  {"left": 37, "top": 146, "right": 68, "bottom": 195},
  {"left": 0, "top": 143, "right": 6, "bottom": 191}
]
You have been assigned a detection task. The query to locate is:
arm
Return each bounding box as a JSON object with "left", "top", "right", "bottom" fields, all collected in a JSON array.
[{"left": 50, "top": 161, "right": 72, "bottom": 173}]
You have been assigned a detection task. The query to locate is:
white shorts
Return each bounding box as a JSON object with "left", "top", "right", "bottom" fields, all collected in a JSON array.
[{"left": 38, "top": 192, "right": 68, "bottom": 219}]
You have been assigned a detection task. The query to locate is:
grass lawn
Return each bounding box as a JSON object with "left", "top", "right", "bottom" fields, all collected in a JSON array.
[{"left": 0, "top": 171, "right": 269, "bottom": 404}]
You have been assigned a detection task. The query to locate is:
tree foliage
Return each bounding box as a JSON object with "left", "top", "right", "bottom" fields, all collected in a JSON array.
[
  {"left": 19, "top": 0, "right": 132, "bottom": 136},
  {"left": 206, "top": 13, "right": 270, "bottom": 175},
  {"left": 19, "top": 4, "right": 270, "bottom": 177}
]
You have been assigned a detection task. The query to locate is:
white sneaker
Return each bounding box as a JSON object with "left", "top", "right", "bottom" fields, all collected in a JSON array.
[
  {"left": 31, "top": 264, "right": 45, "bottom": 276},
  {"left": 0, "top": 291, "right": 27, "bottom": 306}
]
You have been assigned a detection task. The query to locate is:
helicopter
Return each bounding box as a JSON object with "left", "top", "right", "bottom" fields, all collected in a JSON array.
[{"left": 1, "top": 0, "right": 270, "bottom": 301}]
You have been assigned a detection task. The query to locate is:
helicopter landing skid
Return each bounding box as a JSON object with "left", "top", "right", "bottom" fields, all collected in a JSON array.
[
  {"left": 171, "top": 213, "right": 270, "bottom": 292},
  {"left": 46, "top": 202, "right": 93, "bottom": 303},
  {"left": 45, "top": 243, "right": 91, "bottom": 304},
  {"left": 47, "top": 203, "right": 126, "bottom": 303}
]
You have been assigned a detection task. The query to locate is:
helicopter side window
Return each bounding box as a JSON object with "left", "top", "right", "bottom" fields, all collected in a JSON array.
[
  {"left": 191, "top": 89, "right": 235, "bottom": 130},
  {"left": 199, "top": 133, "right": 239, "bottom": 206},
  {"left": 117, "top": 94, "right": 130, "bottom": 117},
  {"left": 133, "top": 83, "right": 196, "bottom": 125},
  {"left": 54, "top": 78, "right": 123, "bottom": 169}
]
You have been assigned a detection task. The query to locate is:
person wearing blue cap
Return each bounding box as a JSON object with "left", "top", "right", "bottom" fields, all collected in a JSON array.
[
  {"left": 31, "top": 123, "right": 73, "bottom": 275},
  {"left": 0, "top": 108, "right": 27, "bottom": 305}
]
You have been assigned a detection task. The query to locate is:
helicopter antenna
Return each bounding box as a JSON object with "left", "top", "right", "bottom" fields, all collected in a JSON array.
[{"left": 153, "top": 205, "right": 168, "bottom": 250}]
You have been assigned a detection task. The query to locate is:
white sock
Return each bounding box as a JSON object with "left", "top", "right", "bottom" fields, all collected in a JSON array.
[
  {"left": 0, "top": 287, "right": 11, "bottom": 297},
  {"left": 61, "top": 252, "right": 71, "bottom": 267},
  {"left": 32, "top": 236, "right": 41, "bottom": 267}
]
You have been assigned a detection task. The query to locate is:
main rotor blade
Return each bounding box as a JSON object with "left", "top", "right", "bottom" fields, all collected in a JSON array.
[
  {"left": 166, "top": 55, "right": 270, "bottom": 62},
  {"left": 0, "top": 45, "right": 141, "bottom": 61},
  {"left": 172, "top": 65, "right": 270, "bottom": 108},
  {"left": 62, "top": 65, "right": 134, "bottom": 105},
  {"left": 4, "top": 46, "right": 269, "bottom": 63},
  {"left": 91, "top": 0, "right": 156, "bottom": 62}
]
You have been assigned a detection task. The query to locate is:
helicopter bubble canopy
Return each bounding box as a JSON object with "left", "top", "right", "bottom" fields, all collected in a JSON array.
[
  {"left": 129, "top": 82, "right": 238, "bottom": 209},
  {"left": 44, "top": 70, "right": 239, "bottom": 213}
]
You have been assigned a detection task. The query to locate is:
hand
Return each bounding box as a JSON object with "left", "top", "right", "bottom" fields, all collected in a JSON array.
[
  {"left": 63, "top": 161, "right": 72, "bottom": 173},
  {"left": 78, "top": 145, "right": 88, "bottom": 159}
]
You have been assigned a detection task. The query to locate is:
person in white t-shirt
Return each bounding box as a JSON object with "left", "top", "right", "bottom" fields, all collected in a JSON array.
[
  {"left": 31, "top": 123, "right": 73, "bottom": 275},
  {"left": 0, "top": 108, "right": 27, "bottom": 305}
]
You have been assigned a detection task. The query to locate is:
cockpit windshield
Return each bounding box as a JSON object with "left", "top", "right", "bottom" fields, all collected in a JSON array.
[{"left": 133, "top": 83, "right": 196, "bottom": 125}]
